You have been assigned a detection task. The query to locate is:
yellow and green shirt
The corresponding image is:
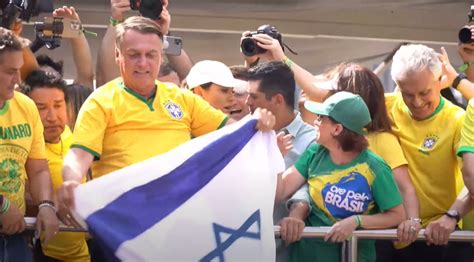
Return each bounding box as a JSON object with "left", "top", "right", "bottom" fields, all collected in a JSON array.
[
  {"left": 43, "top": 126, "right": 89, "bottom": 261},
  {"left": 385, "top": 93, "right": 465, "bottom": 226},
  {"left": 290, "top": 144, "right": 402, "bottom": 262},
  {"left": 0, "top": 91, "right": 46, "bottom": 214},
  {"left": 457, "top": 99, "right": 474, "bottom": 230},
  {"left": 72, "top": 78, "right": 228, "bottom": 178},
  {"left": 458, "top": 99, "right": 474, "bottom": 156}
]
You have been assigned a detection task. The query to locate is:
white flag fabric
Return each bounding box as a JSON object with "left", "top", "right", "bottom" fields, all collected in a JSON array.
[{"left": 73, "top": 117, "right": 285, "bottom": 261}]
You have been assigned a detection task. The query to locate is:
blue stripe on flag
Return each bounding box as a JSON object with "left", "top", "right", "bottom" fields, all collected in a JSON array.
[{"left": 86, "top": 119, "right": 258, "bottom": 257}]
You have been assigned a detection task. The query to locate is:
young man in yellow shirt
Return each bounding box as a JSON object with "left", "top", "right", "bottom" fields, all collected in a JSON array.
[
  {"left": 0, "top": 28, "right": 59, "bottom": 262},
  {"left": 21, "top": 70, "right": 90, "bottom": 261}
]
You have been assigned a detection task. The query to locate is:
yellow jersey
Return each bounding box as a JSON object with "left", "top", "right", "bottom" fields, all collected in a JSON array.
[
  {"left": 72, "top": 79, "right": 228, "bottom": 178},
  {"left": 385, "top": 93, "right": 465, "bottom": 225},
  {"left": 458, "top": 99, "right": 474, "bottom": 155},
  {"left": 0, "top": 91, "right": 46, "bottom": 214},
  {"left": 366, "top": 131, "right": 407, "bottom": 170},
  {"left": 457, "top": 99, "right": 474, "bottom": 230},
  {"left": 43, "top": 126, "right": 89, "bottom": 261}
]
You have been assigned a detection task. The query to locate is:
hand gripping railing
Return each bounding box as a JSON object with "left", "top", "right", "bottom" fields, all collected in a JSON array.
[{"left": 24, "top": 218, "right": 474, "bottom": 262}]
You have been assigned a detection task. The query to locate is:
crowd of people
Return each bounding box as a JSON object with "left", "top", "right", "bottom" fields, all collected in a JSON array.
[{"left": 1, "top": 0, "right": 474, "bottom": 261}]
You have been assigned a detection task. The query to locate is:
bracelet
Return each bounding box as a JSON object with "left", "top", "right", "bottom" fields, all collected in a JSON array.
[
  {"left": 38, "top": 203, "right": 57, "bottom": 213},
  {"left": 458, "top": 61, "right": 474, "bottom": 73},
  {"left": 109, "top": 16, "right": 123, "bottom": 27},
  {"left": 0, "top": 198, "right": 10, "bottom": 214},
  {"left": 452, "top": 73, "right": 468, "bottom": 90},
  {"left": 282, "top": 56, "right": 293, "bottom": 69},
  {"left": 354, "top": 215, "right": 362, "bottom": 228},
  {"left": 408, "top": 217, "right": 422, "bottom": 224}
]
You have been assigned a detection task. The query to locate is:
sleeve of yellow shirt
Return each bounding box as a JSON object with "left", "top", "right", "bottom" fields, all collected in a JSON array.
[
  {"left": 186, "top": 91, "right": 227, "bottom": 137},
  {"left": 371, "top": 132, "right": 408, "bottom": 170},
  {"left": 457, "top": 99, "right": 474, "bottom": 156},
  {"left": 26, "top": 96, "right": 46, "bottom": 160},
  {"left": 71, "top": 96, "right": 108, "bottom": 158}
]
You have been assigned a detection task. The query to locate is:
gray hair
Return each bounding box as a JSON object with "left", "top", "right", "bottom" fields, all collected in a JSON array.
[
  {"left": 115, "top": 16, "right": 163, "bottom": 49},
  {"left": 391, "top": 44, "right": 442, "bottom": 82}
]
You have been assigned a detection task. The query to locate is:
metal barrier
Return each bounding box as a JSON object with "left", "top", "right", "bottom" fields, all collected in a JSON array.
[{"left": 25, "top": 218, "right": 474, "bottom": 262}]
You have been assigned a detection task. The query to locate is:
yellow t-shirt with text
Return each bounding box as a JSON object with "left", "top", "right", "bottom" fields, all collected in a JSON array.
[
  {"left": 72, "top": 79, "right": 228, "bottom": 178},
  {"left": 385, "top": 93, "right": 465, "bottom": 226},
  {"left": 0, "top": 91, "right": 46, "bottom": 214},
  {"left": 43, "top": 126, "right": 89, "bottom": 261}
]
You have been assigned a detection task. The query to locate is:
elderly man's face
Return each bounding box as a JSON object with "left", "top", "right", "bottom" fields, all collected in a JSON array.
[
  {"left": 116, "top": 30, "right": 162, "bottom": 92},
  {"left": 0, "top": 50, "right": 22, "bottom": 104},
  {"left": 397, "top": 68, "right": 441, "bottom": 121}
]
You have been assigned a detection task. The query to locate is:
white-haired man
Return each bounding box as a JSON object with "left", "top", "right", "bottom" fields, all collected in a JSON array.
[{"left": 375, "top": 44, "right": 474, "bottom": 262}]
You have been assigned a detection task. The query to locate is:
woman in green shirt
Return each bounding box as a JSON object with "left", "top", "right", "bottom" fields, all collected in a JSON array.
[{"left": 275, "top": 91, "right": 405, "bottom": 262}]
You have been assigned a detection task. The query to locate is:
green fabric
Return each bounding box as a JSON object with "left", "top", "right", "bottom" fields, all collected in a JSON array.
[
  {"left": 217, "top": 116, "right": 229, "bottom": 129},
  {"left": 304, "top": 91, "right": 371, "bottom": 135},
  {"left": 457, "top": 145, "right": 474, "bottom": 156},
  {"left": 292, "top": 144, "right": 402, "bottom": 262},
  {"left": 0, "top": 100, "right": 9, "bottom": 116},
  {"left": 70, "top": 144, "right": 101, "bottom": 161},
  {"left": 424, "top": 96, "right": 445, "bottom": 120},
  {"left": 119, "top": 81, "right": 157, "bottom": 111}
]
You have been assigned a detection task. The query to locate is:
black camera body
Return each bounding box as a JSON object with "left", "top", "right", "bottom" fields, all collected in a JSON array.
[
  {"left": 241, "top": 25, "right": 283, "bottom": 57},
  {"left": 459, "top": 5, "right": 474, "bottom": 44},
  {"left": 130, "top": 0, "right": 163, "bottom": 20},
  {"left": 0, "top": 0, "right": 53, "bottom": 29}
]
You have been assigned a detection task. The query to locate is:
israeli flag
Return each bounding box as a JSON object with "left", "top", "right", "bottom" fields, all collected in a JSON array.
[{"left": 74, "top": 117, "right": 284, "bottom": 261}]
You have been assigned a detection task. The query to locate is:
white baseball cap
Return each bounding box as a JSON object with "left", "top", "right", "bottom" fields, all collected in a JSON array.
[{"left": 186, "top": 60, "right": 247, "bottom": 90}]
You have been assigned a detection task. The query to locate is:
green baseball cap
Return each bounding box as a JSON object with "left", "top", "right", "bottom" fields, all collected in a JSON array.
[{"left": 304, "top": 91, "right": 371, "bottom": 135}]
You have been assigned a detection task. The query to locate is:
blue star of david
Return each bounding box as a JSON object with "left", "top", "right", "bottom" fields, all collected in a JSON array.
[{"left": 199, "top": 209, "right": 262, "bottom": 262}]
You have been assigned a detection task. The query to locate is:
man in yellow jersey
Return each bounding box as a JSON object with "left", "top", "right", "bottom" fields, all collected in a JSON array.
[
  {"left": 376, "top": 44, "right": 474, "bottom": 261},
  {"left": 0, "top": 29, "right": 59, "bottom": 262},
  {"left": 458, "top": 99, "right": 474, "bottom": 221},
  {"left": 58, "top": 16, "right": 275, "bottom": 225},
  {"left": 21, "top": 70, "right": 90, "bottom": 261}
]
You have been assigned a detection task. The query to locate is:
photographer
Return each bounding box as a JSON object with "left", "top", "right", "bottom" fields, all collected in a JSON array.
[
  {"left": 240, "top": 31, "right": 328, "bottom": 102},
  {"left": 96, "top": 0, "right": 193, "bottom": 86}
]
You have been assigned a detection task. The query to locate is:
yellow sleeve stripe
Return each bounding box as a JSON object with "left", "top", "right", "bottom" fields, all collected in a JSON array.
[
  {"left": 457, "top": 146, "right": 474, "bottom": 157},
  {"left": 70, "top": 144, "right": 101, "bottom": 161}
]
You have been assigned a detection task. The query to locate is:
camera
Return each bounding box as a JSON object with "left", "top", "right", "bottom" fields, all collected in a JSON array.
[
  {"left": 0, "top": 0, "right": 53, "bottom": 29},
  {"left": 459, "top": 5, "right": 474, "bottom": 44},
  {"left": 130, "top": 0, "right": 163, "bottom": 20},
  {"left": 241, "top": 25, "right": 283, "bottom": 57},
  {"left": 31, "top": 17, "right": 83, "bottom": 52}
]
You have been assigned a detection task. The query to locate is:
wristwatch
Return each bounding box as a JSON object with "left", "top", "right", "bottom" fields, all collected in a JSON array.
[
  {"left": 444, "top": 210, "right": 461, "bottom": 222},
  {"left": 452, "top": 73, "right": 467, "bottom": 90}
]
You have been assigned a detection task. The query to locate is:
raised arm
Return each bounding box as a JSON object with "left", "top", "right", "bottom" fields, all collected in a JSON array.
[
  {"left": 96, "top": 0, "right": 129, "bottom": 86},
  {"left": 241, "top": 33, "right": 330, "bottom": 102},
  {"left": 53, "top": 6, "right": 94, "bottom": 88}
]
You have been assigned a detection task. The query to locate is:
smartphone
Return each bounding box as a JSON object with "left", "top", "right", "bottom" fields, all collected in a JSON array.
[
  {"left": 35, "top": 17, "right": 82, "bottom": 39},
  {"left": 163, "top": 35, "right": 183, "bottom": 56}
]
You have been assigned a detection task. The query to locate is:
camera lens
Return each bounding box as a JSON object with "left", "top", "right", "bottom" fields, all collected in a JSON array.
[
  {"left": 241, "top": 37, "right": 265, "bottom": 57},
  {"left": 241, "top": 37, "right": 257, "bottom": 56},
  {"left": 459, "top": 27, "right": 473, "bottom": 44}
]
